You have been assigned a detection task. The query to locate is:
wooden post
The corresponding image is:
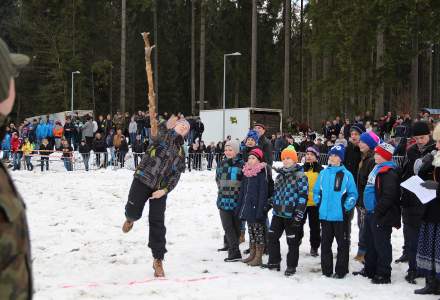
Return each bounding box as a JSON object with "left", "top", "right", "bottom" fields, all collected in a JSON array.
[{"left": 141, "top": 32, "right": 158, "bottom": 138}]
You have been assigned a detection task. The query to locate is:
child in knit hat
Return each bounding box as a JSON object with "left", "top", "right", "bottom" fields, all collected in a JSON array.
[
  {"left": 262, "top": 145, "right": 309, "bottom": 276},
  {"left": 215, "top": 139, "right": 244, "bottom": 262},
  {"left": 303, "top": 146, "right": 324, "bottom": 257},
  {"left": 313, "top": 144, "right": 358, "bottom": 278},
  {"left": 353, "top": 142, "right": 400, "bottom": 284},
  {"left": 236, "top": 147, "right": 270, "bottom": 267},
  {"left": 354, "top": 131, "right": 381, "bottom": 263}
]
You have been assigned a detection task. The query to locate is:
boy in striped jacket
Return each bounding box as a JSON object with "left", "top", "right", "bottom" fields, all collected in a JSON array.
[
  {"left": 261, "top": 145, "right": 308, "bottom": 276},
  {"left": 215, "top": 140, "right": 244, "bottom": 262}
]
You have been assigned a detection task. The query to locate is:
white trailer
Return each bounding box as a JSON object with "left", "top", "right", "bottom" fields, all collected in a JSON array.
[{"left": 199, "top": 107, "right": 283, "bottom": 144}]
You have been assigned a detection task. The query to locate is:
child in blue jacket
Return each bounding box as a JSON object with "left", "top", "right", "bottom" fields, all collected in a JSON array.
[
  {"left": 261, "top": 145, "right": 308, "bottom": 276},
  {"left": 313, "top": 144, "right": 358, "bottom": 278}
]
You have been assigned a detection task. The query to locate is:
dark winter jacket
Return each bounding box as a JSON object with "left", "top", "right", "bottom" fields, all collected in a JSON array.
[
  {"left": 401, "top": 139, "right": 436, "bottom": 227},
  {"left": 371, "top": 165, "right": 402, "bottom": 228},
  {"left": 236, "top": 164, "right": 269, "bottom": 224},
  {"left": 119, "top": 137, "right": 129, "bottom": 153},
  {"left": 63, "top": 122, "right": 76, "bottom": 139},
  {"left": 78, "top": 143, "right": 91, "bottom": 154},
  {"left": 134, "top": 122, "right": 186, "bottom": 194},
  {"left": 61, "top": 145, "right": 73, "bottom": 158},
  {"left": 344, "top": 142, "right": 362, "bottom": 184},
  {"left": 215, "top": 157, "right": 244, "bottom": 211},
  {"left": 258, "top": 135, "right": 273, "bottom": 166},
  {"left": 133, "top": 140, "right": 145, "bottom": 154},
  {"left": 92, "top": 138, "right": 107, "bottom": 153},
  {"left": 39, "top": 143, "right": 51, "bottom": 157},
  {"left": 417, "top": 162, "right": 440, "bottom": 224},
  {"left": 357, "top": 151, "right": 376, "bottom": 208},
  {"left": 270, "top": 165, "right": 308, "bottom": 221}
]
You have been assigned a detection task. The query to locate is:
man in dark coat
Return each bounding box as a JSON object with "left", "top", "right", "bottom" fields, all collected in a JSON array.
[
  {"left": 254, "top": 123, "right": 273, "bottom": 166},
  {"left": 0, "top": 38, "right": 33, "bottom": 300},
  {"left": 344, "top": 123, "right": 365, "bottom": 251},
  {"left": 122, "top": 116, "right": 189, "bottom": 278},
  {"left": 399, "top": 121, "right": 436, "bottom": 284}
]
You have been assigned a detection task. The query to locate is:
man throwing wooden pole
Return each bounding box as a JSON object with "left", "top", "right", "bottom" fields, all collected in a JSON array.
[{"left": 122, "top": 115, "right": 189, "bottom": 277}]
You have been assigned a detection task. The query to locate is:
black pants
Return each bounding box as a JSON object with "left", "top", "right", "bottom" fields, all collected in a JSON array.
[
  {"left": 96, "top": 153, "right": 108, "bottom": 168},
  {"left": 304, "top": 206, "right": 321, "bottom": 250},
  {"left": 321, "top": 220, "right": 350, "bottom": 276},
  {"left": 219, "top": 210, "right": 240, "bottom": 252},
  {"left": 134, "top": 153, "right": 143, "bottom": 168},
  {"left": 40, "top": 157, "right": 49, "bottom": 171},
  {"left": 403, "top": 222, "right": 420, "bottom": 273},
  {"left": 85, "top": 136, "right": 94, "bottom": 149},
  {"left": 268, "top": 216, "right": 303, "bottom": 269},
  {"left": 125, "top": 178, "right": 167, "bottom": 260},
  {"left": 364, "top": 214, "right": 393, "bottom": 278}
]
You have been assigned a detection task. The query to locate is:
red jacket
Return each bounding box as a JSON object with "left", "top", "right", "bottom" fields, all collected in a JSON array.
[{"left": 11, "top": 136, "right": 21, "bottom": 152}]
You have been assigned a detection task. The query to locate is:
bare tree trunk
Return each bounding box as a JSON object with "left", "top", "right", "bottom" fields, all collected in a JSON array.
[
  {"left": 411, "top": 32, "right": 419, "bottom": 115},
  {"left": 251, "top": 0, "right": 257, "bottom": 108},
  {"left": 120, "top": 0, "right": 126, "bottom": 113},
  {"left": 300, "top": 0, "right": 304, "bottom": 122},
  {"left": 191, "top": 0, "right": 196, "bottom": 115},
  {"left": 311, "top": 52, "right": 317, "bottom": 127},
  {"left": 199, "top": 0, "right": 206, "bottom": 112},
  {"left": 428, "top": 45, "right": 433, "bottom": 107},
  {"left": 283, "top": 0, "right": 290, "bottom": 117},
  {"left": 375, "top": 25, "right": 384, "bottom": 119}
]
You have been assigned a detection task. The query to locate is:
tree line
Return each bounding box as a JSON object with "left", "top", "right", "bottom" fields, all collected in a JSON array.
[{"left": 1, "top": 0, "right": 440, "bottom": 129}]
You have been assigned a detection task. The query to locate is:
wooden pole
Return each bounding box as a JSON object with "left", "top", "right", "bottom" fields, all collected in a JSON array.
[{"left": 141, "top": 32, "right": 158, "bottom": 138}]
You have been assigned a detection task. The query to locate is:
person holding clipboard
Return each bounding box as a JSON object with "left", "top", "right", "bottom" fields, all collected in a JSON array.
[{"left": 412, "top": 122, "right": 440, "bottom": 295}]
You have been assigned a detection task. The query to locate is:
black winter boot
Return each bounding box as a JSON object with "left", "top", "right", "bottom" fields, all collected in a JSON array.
[
  {"left": 224, "top": 249, "right": 242, "bottom": 262},
  {"left": 284, "top": 267, "right": 296, "bottom": 277},
  {"left": 395, "top": 253, "right": 408, "bottom": 263},
  {"left": 372, "top": 275, "right": 391, "bottom": 284},
  {"left": 405, "top": 270, "right": 418, "bottom": 284},
  {"left": 414, "top": 277, "right": 440, "bottom": 295},
  {"left": 353, "top": 268, "right": 374, "bottom": 279},
  {"left": 261, "top": 263, "right": 281, "bottom": 271},
  {"left": 310, "top": 248, "right": 319, "bottom": 257}
]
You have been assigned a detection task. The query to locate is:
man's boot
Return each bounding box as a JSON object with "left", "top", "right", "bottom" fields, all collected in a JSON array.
[
  {"left": 224, "top": 248, "right": 242, "bottom": 262},
  {"left": 153, "top": 259, "right": 165, "bottom": 278},
  {"left": 242, "top": 243, "right": 256, "bottom": 264},
  {"left": 247, "top": 245, "right": 264, "bottom": 267},
  {"left": 395, "top": 253, "right": 408, "bottom": 263},
  {"left": 122, "top": 219, "right": 134, "bottom": 233},
  {"left": 261, "top": 263, "right": 281, "bottom": 271},
  {"left": 415, "top": 276, "right": 440, "bottom": 295}
]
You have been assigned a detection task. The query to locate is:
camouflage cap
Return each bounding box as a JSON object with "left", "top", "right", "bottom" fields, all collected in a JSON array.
[{"left": 0, "top": 38, "right": 29, "bottom": 102}]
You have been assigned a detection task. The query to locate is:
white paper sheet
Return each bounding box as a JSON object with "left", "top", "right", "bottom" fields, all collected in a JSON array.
[{"left": 400, "top": 175, "right": 436, "bottom": 204}]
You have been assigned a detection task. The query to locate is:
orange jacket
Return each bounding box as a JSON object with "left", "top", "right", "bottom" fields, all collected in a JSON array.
[{"left": 53, "top": 126, "right": 64, "bottom": 138}]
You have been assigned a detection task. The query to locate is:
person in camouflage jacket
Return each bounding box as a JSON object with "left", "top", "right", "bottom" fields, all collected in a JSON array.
[
  {"left": 215, "top": 140, "right": 244, "bottom": 262},
  {"left": 122, "top": 115, "right": 189, "bottom": 278},
  {"left": 0, "top": 38, "right": 32, "bottom": 300}
]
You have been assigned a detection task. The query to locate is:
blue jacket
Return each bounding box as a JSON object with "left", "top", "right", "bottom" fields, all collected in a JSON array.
[
  {"left": 46, "top": 121, "right": 54, "bottom": 138},
  {"left": 215, "top": 157, "right": 244, "bottom": 211},
  {"left": 270, "top": 165, "right": 308, "bottom": 220},
  {"left": 236, "top": 165, "right": 269, "bottom": 224},
  {"left": 313, "top": 165, "right": 358, "bottom": 221},
  {"left": 36, "top": 122, "right": 47, "bottom": 139},
  {"left": 1, "top": 133, "right": 11, "bottom": 150}
]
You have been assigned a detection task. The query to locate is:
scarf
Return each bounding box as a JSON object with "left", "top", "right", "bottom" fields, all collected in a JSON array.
[
  {"left": 363, "top": 161, "right": 396, "bottom": 212},
  {"left": 243, "top": 162, "right": 266, "bottom": 177}
]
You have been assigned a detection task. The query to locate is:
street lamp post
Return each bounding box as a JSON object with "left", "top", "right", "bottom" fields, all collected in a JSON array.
[
  {"left": 222, "top": 52, "right": 241, "bottom": 141},
  {"left": 71, "top": 70, "right": 80, "bottom": 113}
]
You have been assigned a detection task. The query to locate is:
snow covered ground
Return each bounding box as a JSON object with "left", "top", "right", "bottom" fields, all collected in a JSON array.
[{"left": 9, "top": 167, "right": 438, "bottom": 300}]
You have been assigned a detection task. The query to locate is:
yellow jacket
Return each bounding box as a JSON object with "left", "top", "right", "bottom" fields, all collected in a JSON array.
[
  {"left": 21, "top": 142, "right": 34, "bottom": 156},
  {"left": 303, "top": 162, "right": 323, "bottom": 206}
]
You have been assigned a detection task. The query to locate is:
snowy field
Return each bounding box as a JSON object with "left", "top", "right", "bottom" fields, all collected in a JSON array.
[{"left": 10, "top": 166, "right": 438, "bottom": 300}]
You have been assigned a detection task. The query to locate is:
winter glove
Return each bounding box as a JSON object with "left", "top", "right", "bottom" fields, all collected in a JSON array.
[{"left": 421, "top": 180, "right": 439, "bottom": 190}]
